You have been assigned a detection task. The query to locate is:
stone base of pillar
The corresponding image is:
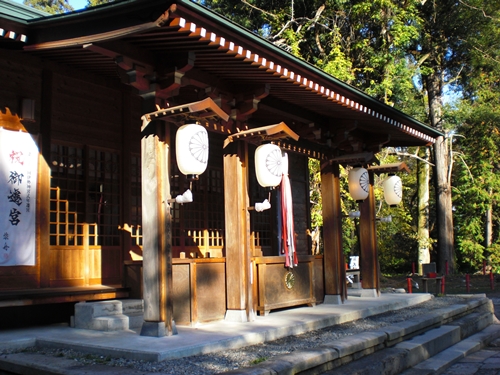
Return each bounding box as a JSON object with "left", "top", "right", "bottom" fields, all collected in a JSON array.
[
  {"left": 349, "top": 288, "right": 380, "bottom": 298},
  {"left": 225, "top": 309, "right": 248, "bottom": 323},
  {"left": 361, "top": 288, "right": 379, "bottom": 297},
  {"left": 140, "top": 321, "right": 178, "bottom": 337},
  {"left": 323, "top": 294, "right": 343, "bottom": 304}
]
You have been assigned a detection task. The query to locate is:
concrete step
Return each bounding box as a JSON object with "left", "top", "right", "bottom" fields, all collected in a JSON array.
[
  {"left": 400, "top": 324, "right": 500, "bottom": 375},
  {"left": 223, "top": 296, "right": 497, "bottom": 374}
]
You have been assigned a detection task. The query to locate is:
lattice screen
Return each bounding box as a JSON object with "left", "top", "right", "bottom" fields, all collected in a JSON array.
[{"left": 49, "top": 144, "right": 121, "bottom": 247}]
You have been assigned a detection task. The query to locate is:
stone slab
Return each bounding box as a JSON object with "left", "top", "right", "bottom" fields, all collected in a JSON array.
[
  {"left": 395, "top": 325, "right": 461, "bottom": 367},
  {"left": 323, "top": 330, "right": 387, "bottom": 357}
]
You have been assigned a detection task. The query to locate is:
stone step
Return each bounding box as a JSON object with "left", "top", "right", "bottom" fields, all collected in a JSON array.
[
  {"left": 73, "top": 299, "right": 143, "bottom": 331},
  {"left": 400, "top": 324, "right": 500, "bottom": 375},
  {"left": 223, "top": 296, "right": 496, "bottom": 374}
]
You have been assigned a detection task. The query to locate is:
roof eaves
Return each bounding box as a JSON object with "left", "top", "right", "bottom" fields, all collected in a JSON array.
[
  {"left": 0, "top": 0, "right": 51, "bottom": 22},
  {"left": 174, "top": 0, "right": 442, "bottom": 139}
]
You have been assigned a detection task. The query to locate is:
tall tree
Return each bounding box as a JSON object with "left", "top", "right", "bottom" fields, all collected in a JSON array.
[
  {"left": 412, "top": 0, "right": 500, "bottom": 274},
  {"left": 452, "top": 1, "right": 500, "bottom": 271}
]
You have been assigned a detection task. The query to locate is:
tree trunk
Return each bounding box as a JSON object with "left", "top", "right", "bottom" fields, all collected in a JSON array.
[
  {"left": 417, "top": 148, "right": 431, "bottom": 275},
  {"left": 434, "top": 136, "right": 454, "bottom": 274},
  {"left": 425, "top": 73, "right": 455, "bottom": 275},
  {"left": 485, "top": 188, "right": 493, "bottom": 250}
]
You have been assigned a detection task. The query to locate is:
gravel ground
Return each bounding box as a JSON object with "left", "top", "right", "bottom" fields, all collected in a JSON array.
[{"left": 0, "top": 295, "right": 478, "bottom": 375}]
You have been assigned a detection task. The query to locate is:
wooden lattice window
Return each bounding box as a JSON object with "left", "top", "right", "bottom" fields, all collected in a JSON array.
[
  {"left": 50, "top": 187, "right": 98, "bottom": 247},
  {"left": 49, "top": 144, "right": 121, "bottom": 247},
  {"left": 171, "top": 132, "right": 225, "bottom": 257}
]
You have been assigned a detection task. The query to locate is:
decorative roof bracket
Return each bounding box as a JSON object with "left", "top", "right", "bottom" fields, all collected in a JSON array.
[
  {"left": 141, "top": 97, "right": 229, "bottom": 132},
  {"left": 223, "top": 122, "right": 299, "bottom": 148}
]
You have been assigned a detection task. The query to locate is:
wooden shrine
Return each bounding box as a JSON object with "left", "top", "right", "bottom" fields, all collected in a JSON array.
[{"left": 0, "top": 0, "right": 441, "bottom": 335}]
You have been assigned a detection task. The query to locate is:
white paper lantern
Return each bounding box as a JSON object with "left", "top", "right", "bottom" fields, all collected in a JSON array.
[
  {"left": 176, "top": 124, "right": 209, "bottom": 180},
  {"left": 348, "top": 167, "right": 369, "bottom": 201},
  {"left": 255, "top": 144, "right": 283, "bottom": 188},
  {"left": 383, "top": 174, "right": 402, "bottom": 206}
]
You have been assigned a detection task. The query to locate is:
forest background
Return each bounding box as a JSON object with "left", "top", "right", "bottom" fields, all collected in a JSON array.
[{"left": 23, "top": 0, "right": 500, "bottom": 276}]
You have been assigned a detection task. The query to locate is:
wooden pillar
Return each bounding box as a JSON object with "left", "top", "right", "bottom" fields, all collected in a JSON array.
[
  {"left": 320, "top": 161, "right": 347, "bottom": 304},
  {"left": 39, "top": 69, "right": 53, "bottom": 288},
  {"left": 358, "top": 170, "right": 380, "bottom": 297},
  {"left": 140, "top": 93, "right": 176, "bottom": 337},
  {"left": 223, "top": 142, "right": 253, "bottom": 322}
]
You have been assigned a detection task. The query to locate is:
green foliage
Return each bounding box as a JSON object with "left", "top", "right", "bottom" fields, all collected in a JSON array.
[
  {"left": 453, "top": 67, "right": 500, "bottom": 272},
  {"left": 308, "top": 158, "right": 322, "bottom": 230},
  {"left": 23, "top": 0, "right": 72, "bottom": 14},
  {"left": 250, "top": 357, "right": 268, "bottom": 365},
  {"left": 23, "top": 0, "right": 115, "bottom": 12},
  {"left": 86, "top": 0, "right": 114, "bottom": 7},
  {"left": 374, "top": 151, "right": 421, "bottom": 273}
]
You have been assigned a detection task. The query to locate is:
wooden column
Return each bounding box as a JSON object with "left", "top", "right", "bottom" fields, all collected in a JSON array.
[
  {"left": 140, "top": 93, "right": 176, "bottom": 337},
  {"left": 39, "top": 69, "right": 53, "bottom": 288},
  {"left": 358, "top": 170, "right": 380, "bottom": 297},
  {"left": 223, "top": 142, "right": 253, "bottom": 322},
  {"left": 320, "top": 162, "right": 347, "bottom": 304}
]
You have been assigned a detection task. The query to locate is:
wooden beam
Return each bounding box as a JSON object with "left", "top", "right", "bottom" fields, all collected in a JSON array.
[{"left": 24, "top": 6, "right": 174, "bottom": 51}]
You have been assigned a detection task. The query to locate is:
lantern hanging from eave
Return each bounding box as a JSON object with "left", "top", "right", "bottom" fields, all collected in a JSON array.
[
  {"left": 348, "top": 167, "right": 369, "bottom": 202},
  {"left": 176, "top": 124, "right": 209, "bottom": 180},
  {"left": 255, "top": 143, "right": 283, "bottom": 188},
  {"left": 383, "top": 174, "right": 403, "bottom": 207}
]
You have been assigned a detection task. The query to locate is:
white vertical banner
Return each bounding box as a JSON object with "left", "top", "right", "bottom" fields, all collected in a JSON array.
[{"left": 0, "top": 128, "right": 39, "bottom": 266}]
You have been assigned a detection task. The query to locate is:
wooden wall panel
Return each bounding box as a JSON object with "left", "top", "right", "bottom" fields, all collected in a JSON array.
[
  {"left": 313, "top": 256, "right": 324, "bottom": 303},
  {"left": 88, "top": 247, "right": 102, "bottom": 285},
  {"left": 0, "top": 51, "right": 42, "bottom": 135},
  {"left": 50, "top": 73, "right": 123, "bottom": 150},
  {"left": 0, "top": 272, "right": 38, "bottom": 290},
  {"left": 49, "top": 248, "right": 84, "bottom": 287},
  {"left": 254, "top": 256, "right": 315, "bottom": 315},
  {"left": 101, "top": 247, "right": 121, "bottom": 285},
  {"left": 172, "top": 264, "right": 191, "bottom": 325},
  {"left": 196, "top": 263, "right": 226, "bottom": 323}
]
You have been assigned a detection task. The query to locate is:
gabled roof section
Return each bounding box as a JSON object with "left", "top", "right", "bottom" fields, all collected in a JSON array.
[{"left": 0, "top": 0, "right": 443, "bottom": 155}]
